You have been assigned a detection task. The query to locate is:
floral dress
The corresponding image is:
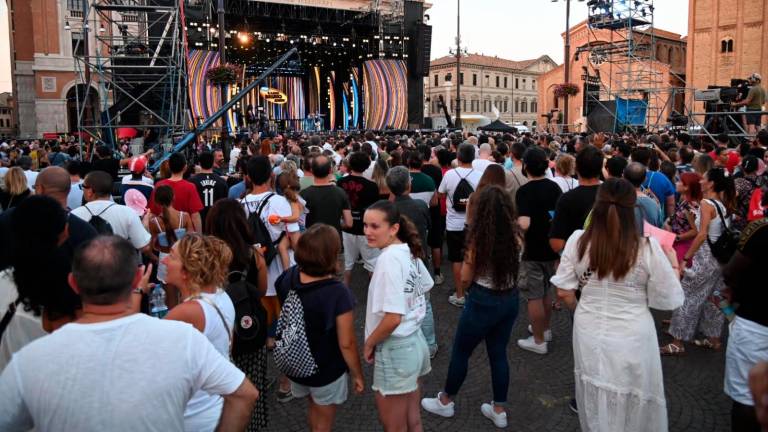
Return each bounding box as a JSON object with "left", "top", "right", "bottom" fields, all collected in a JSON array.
[{"left": 669, "top": 199, "right": 699, "bottom": 265}]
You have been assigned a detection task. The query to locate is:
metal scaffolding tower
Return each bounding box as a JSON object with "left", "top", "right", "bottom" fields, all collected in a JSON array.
[
  {"left": 577, "top": 0, "right": 679, "bottom": 132},
  {"left": 72, "top": 0, "right": 188, "bottom": 149}
]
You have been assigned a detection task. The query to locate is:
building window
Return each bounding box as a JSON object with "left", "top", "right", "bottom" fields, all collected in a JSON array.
[
  {"left": 504, "top": 77, "right": 508, "bottom": 88},
  {"left": 521, "top": 100, "right": 528, "bottom": 113},
  {"left": 496, "top": 76, "right": 500, "bottom": 88},
  {"left": 531, "top": 100, "right": 538, "bottom": 113},
  {"left": 445, "top": 73, "right": 452, "bottom": 82},
  {"left": 72, "top": 32, "right": 85, "bottom": 56},
  {"left": 532, "top": 80, "right": 536, "bottom": 90},
  {"left": 460, "top": 73, "right": 464, "bottom": 85},
  {"left": 515, "top": 99, "right": 519, "bottom": 112},
  {"left": 434, "top": 74, "right": 438, "bottom": 86},
  {"left": 67, "top": 0, "right": 84, "bottom": 11},
  {"left": 515, "top": 78, "right": 519, "bottom": 89},
  {"left": 472, "top": 74, "right": 477, "bottom": 86},
  {"left": 463, "top": 100, "right": 467, "bottom": 112},
  {"left": 485, "top": 75, "right": 490, "bottom": 86},
  {"left": 503, "top": 99, "right": 508, "bottom": 112},
  {"left": 721, "top": 39, "right": 734, "bottom": 53},
  {"left": 522, "top": 79, "right": 527, "bottom": 89}
]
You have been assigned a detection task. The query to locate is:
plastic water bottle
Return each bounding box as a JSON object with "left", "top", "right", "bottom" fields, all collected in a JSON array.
[
  {"left": 149, "top": 284, "right": 168, "bottom": 319},
  {"left": 712, "top": 290, "right": 736, "bottom": 322}
]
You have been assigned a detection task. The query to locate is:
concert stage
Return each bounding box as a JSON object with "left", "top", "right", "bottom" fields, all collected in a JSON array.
[{"left": 183, "top": 0, "right": 431, "bottom": 133}]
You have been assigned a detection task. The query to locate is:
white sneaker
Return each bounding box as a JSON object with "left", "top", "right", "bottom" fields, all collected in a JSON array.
[
  {"left": 448, "top": 293, "right": 465, "bottom": 307},
  {"left": 481, "top": 402, "right": 508, "bottom": 428},
  {"left": 421, "top": 393, "right": 455, "bottom": 418},
  {"left": 434, "top": 274, "right": 445, "bottom": 285},
  {"left": 526, "top": 324, "right": 553, "bottom": 342},
  {"left": 517, "top": 335, "right": 548, "bottom": 354}
]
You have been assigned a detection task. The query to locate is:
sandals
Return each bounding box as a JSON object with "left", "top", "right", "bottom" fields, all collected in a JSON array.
[
  {"left": 693, "top": 338, "right": 723, "bottom": 351},
  {"left": 660, "top": 343, "right": 686, "bottom": 356}
]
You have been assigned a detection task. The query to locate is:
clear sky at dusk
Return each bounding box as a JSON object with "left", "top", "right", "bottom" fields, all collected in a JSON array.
[
  {"left": 0, "top": 1, "right": 689, "bottom": 94},
  {"left": 427, "top": 0, "right": 689, "bottom": 63}
]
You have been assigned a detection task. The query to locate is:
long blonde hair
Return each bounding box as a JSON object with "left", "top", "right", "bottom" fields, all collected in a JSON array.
[
  {"left": 176, "top": 233, "right": 232, "bottom": 295},
  {"left": 4, "top": 167, "right": 28, "bottom": 195}
]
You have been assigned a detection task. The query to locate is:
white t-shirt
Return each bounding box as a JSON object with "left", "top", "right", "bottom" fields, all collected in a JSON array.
[
  {"left": 0, "top": 314, "right": 245, "bottom": 432},
  {"left": 24, "top": 170, "right": 38, "bottom": 191},
  {"left": 229, "top": 147, "right": 241, "bottom": 173},
  {"left": 0, "top": 270, "right": 46, "bottom": 373},
  {"left": 121, "top": 175, "right": 154, "bottom": 186},
  {"left": 551, "top": 175, "right": 578, "bottom": 193},
  {"left": 471, "top": 158, "right": 494, "bottom": 173},
  {"left": 365, "top": 243, "right": 433, "bottom": 340},
  {"left": 241, "top": 192, "right": 300, "bottom": 296},
  {"left": 185, "top": 290, "right": 236, "bottom": 432},
  {"left": 438, "top": 167, "right": 483, "bottom": 231},
  {"left": 67, "top": 180, "right": 85, "bottom": 210},
  {"left": 71, "top": 200, "right": 152, "bottom": 249}
]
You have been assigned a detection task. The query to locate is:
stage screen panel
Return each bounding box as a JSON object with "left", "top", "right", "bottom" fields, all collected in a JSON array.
[
  {"left": 186, "top": 50, "right": 237, "bottom": 133},
  {"left": 362, "top": 60, "right": 408, "bottom": 130}
]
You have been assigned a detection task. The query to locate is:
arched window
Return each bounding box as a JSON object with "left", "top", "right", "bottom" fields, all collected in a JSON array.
[
  {"left": 721, "top": 40, "right": 727, "bottom": 53},
  {"left": 531, "top": 100, "right": 538, "bottom": 113},
  {"left": 727, "top": 39, "right": 734, "bottom": 52},
  {"left": 515, "top": 99, "right": 520, "bottom": 113},
  {"left": 521, "top": 100, "right": 528, "bottom": 113},
  {"left": 503, "top": 97, "right": 509, "bottom": 113}
]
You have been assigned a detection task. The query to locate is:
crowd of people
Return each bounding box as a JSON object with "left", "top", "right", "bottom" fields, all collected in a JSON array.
[{"left": 0, "top": 126, "right": 767, "bottom": 431}]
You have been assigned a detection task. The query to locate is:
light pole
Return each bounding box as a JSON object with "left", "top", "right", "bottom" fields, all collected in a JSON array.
[
  {"left": 449, "top": 0, "right": 467, "bottom": 129},
  {"left": 555, "top": 0, "right": 585, "bottom": 133}
]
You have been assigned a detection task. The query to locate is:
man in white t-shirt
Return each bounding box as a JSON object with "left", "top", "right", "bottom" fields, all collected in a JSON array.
[
  {"left": 71, "top": 170, "right": 151, "bottom": 252},
  {"left": 240, "top": 156, "right": 300, "bottom": 296},
  {"left": 0, "top": 236, "right": 259, "bottom": 431},
  {"left": 471, "top": 143, "right": 495, "bottom": 173},
  {"left": 438, "top": 144, "right": 482, "bottom": 307}
]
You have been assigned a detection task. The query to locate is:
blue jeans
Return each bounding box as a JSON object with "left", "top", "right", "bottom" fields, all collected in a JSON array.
[
  {"left": 444, "top": 283, "right": 519, "bottom": 404},
  {"left": 421, "top": 294, "right": 437, "bottom": 350}
]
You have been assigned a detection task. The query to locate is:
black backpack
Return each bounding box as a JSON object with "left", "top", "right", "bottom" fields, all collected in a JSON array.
[
  {"left": 85, "top": 203, "right": 115, "bottom": 235},
  {"left": 225, "top": 254, "right": 268, "bottom": 356},
  {"left": 245, "top": 193, "right": 284, "bottom": 265},
  {"left": 451, "top": 169, "right": 475, "bottom": 212},
  {"left": 706, "top": 199, "right": 740, "bottom": 264}
]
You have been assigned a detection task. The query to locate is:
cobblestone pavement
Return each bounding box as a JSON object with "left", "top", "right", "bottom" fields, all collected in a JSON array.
[{"left": 265, "top": 264, "right": 731, "bottom": 431}]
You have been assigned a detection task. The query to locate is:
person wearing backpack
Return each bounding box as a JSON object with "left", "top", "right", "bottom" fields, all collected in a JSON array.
[
  {"left": 363, "top": 200, "right": 434, "bottom": 432},
  {"left": 662, "top": 168, "right": 737, "bottom": 355},
  {"left": 437, "top": 144, "right": 482, "bottom": 307},
  {"left": 273, "top": 224, "right": 363, "bottom": 432},
  {"left": 71, "top": 170, "right": 151, "bottom": 254},
  {"left": 205, "top": 199, "right": 269, "bottom": 431},
  {"left": 239, "top": 156, "right": 301, "bottom": 401}
]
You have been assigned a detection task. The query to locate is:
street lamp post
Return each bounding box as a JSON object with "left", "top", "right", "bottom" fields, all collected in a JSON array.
[
  {"left": 453, "top": 0, "right": 463, "bottom": 129},
  {"left": 563, "top": 0, "right": 571, "bottom": 133},
  {"left": 217, "top": 0, "right": 226, "bottom": 63}
]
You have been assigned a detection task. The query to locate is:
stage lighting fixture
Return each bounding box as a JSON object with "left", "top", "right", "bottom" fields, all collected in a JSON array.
[{"left": 237, "top": 32, "right": 251, "bottom": 44}]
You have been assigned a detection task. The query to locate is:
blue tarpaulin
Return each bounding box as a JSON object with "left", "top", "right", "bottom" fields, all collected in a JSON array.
[{"left": 615, "top": 97, "right": 648, "bottom": 128}]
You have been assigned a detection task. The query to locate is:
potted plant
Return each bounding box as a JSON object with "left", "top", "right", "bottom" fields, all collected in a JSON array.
[
  {"left": 206, "top": 64, "right": 239, "bottom": 85},
  {"left": 554, "top": 83, "right": 580, "bottom": 98}
]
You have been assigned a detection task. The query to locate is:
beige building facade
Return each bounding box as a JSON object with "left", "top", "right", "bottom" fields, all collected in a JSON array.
[{"left": 425, "top": 54, "right": 558, "bottom": 130}]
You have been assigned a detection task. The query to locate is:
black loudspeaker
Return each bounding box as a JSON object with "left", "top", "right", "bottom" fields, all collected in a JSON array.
[
  {"left": 587, "top": 100, "right": 617, "bottom": 133},
  {"left": 414, "top": 24, "right": 432, "bottom": 77}
]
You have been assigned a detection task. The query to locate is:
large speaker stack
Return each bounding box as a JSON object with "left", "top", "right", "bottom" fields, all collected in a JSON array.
[{"left": 404, "top": 1, "right": 430, "bottom": 127}]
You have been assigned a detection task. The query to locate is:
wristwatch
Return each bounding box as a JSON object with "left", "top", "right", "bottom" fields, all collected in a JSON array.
[{"left": 133, "top": 287, "right": 145, "bottom": 295}]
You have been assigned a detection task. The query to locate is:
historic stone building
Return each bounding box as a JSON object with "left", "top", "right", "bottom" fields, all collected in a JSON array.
[
  {"left": 425, "top": 54, "right": 558, "bottom": 130},
  {"left": 686, "top": 0, "right": 768, "bottom": 94},
  {"left": 537, "top": 20, "right": 686, "bottom": 132}
]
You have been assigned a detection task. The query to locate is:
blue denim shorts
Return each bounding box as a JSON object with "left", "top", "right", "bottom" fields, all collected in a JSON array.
[{"left": 372, "top": 331, "right": 431, "bottom": 396}]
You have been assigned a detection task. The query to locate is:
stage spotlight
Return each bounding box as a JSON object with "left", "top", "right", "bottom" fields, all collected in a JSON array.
[{"left": 237, "top": 32, "right": 251, "bottom": 44}]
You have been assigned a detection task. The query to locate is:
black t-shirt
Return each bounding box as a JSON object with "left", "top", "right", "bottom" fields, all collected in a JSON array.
[
  {"left": 393, "top": 196, "right": 431, "bottom": 252},
  {"left": 300, "top": 185, "right": 351, "bottom": 232},
  {"left": 549, "top": 185, "right": 599, "bottom": 242},
  {"left": 190, "top": 173, "right": 228, "bottom": 226},
  {"left": 275, "top": 266, "right": 356, "bottom": 387},
  {"left": 731, "top": 219, "right": 768, "bottom": 326},
  {"left": 517, "top": 179, "right": 562, "bottom": 261},
  {"left": 337, "top": 175, "right": 379, "bottom": 236},
  {"left": 92, "top": 158, "right": 121, "bottom": 182},
  {"left": 421, "top": 164, "right": 443, "bottom": 217}
]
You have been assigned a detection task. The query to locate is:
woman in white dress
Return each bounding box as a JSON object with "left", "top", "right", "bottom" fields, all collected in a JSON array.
[{"left": 552, "top": 178, "right": 684, "bottom": 432}]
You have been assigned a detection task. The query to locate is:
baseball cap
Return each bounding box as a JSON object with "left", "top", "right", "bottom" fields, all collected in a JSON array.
[
  {"left": 129, "top": 156, "right": 147, "bottom": 174},
  {"left": 123, "top": 189, "right": 147, "bottom": 216}
]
